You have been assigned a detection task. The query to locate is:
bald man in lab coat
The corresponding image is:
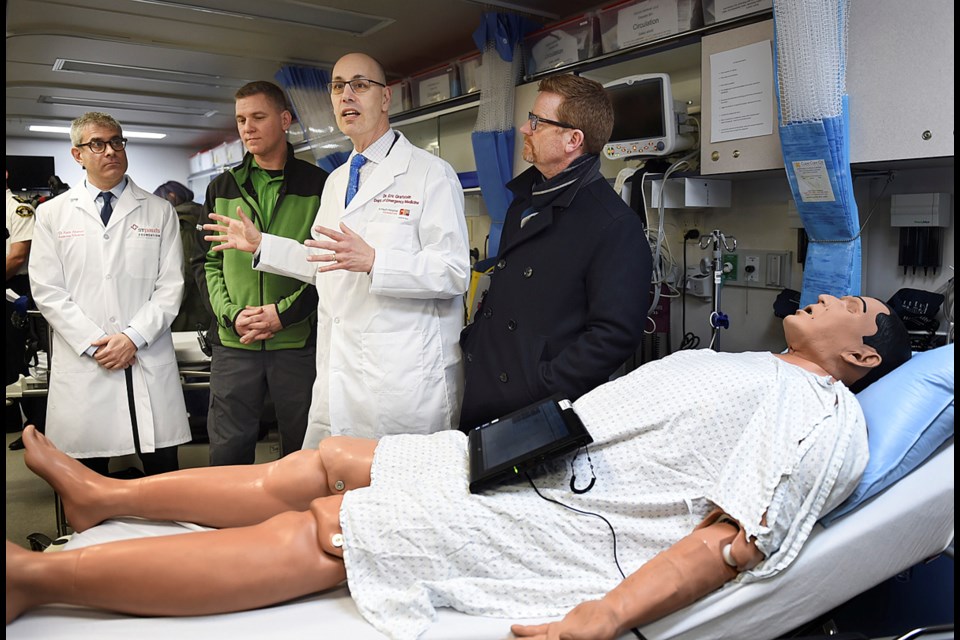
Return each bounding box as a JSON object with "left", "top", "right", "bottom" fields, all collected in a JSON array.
[{"left": 206, "top": 53, "right": 470, "bottom": 447}]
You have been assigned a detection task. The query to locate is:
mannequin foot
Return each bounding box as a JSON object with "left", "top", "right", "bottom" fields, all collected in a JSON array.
[
  {"left": 22, "top": 425, "right": 114, "bottom": 532},
  {"left": 6, "top": 541, "right": 36, "bottom": 624}
]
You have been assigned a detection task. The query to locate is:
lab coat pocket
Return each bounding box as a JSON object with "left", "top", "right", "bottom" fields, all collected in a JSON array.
[
  {"left": 125, "top": 238, "right": 161, "bottom": 279},
  {"left": 365, "top": 221, "right": 417, "bottom": 253},
  {"left": 51, "top": 331, "right": 99, "bottom": 374},
  {"left": 360, "top": 330, "right": 425, "bottom": 396}
]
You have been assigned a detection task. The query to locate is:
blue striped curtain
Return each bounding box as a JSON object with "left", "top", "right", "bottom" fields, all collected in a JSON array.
[{"left": 275, "top": 65, "right": 351, "bottom": 174}]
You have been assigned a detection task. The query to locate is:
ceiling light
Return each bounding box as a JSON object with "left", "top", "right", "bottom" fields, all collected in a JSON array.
[
  {"left": 123, "top": 131, "right": 167, "bottom": 139},
  {"left": 29, "top": 125, "right": 167, "bottom": 139},
  {"left": 53, "top": 58, "right": 247, "bottom": 88},
  {"left": 39, "top": 95, "right": 219, "bottom": 117}
]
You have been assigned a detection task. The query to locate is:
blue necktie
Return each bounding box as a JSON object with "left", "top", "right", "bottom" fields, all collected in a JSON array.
[
  {"left": 99, "top": 191, "right": 114, "bottom": 226},
  {"left": 345, "top": 154, "right": 367, "bottom": 206}
]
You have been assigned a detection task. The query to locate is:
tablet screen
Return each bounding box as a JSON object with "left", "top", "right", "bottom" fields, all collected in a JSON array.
[
  {"left": 480, "top": 400, "right": 571, "bottom": 469},
  {"left": 469, "top": 396, "right": 592, "bottom": 494}
]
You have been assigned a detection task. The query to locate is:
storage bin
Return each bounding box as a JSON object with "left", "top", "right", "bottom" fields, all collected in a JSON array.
[
  {"left": 457, "top": 53, "right": 481, "bottom": 94},
  {"left": 225, "top": 139, "right": 245, "bottom": 164},
  {"left": 524, "top": 13, "right": 599, "bottom": 76},
  {"left": 197, "top": 149, "right": 214, "bottom": 172},
  {"left": 411, "top": 64, "right": 460, "bottom": 108},
  {"left": 211, "top": 142, "right": 230, "bottom": 167},
  {"left": 598, "top": 0, "right": 703, "bottom": 53},
  {"left": 189, "top": 152, "right": 204, "bottom": 175},
  {"left": 388, "top": 79, "right": 412, "bottom": 115},
  {"left": 702, "top": 0, "right": 772, "bottom": 25}
]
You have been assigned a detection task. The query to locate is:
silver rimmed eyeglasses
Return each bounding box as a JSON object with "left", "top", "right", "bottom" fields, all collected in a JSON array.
[{"left": 327, "top": 78, "right": 387, "bottom": 95}]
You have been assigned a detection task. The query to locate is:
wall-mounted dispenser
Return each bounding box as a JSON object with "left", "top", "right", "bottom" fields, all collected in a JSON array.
[{"left": 890, "top": 193, "right": 951, "bottom": 276}]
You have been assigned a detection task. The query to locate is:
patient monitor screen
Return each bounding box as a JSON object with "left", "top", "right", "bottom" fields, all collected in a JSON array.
[{"left": 607, "top": 77, "right": 666, "bottom": 143}]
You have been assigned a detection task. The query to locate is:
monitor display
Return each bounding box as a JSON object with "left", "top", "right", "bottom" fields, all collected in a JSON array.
[
  {"left": 602, "top": 73, "right": 693, "bottom": 160},
  {"left": 6, "top": 155, "right": 56, "bottom": 192},
  {"left": 608, "top": 76, "right": 667, "bottom": 142}
]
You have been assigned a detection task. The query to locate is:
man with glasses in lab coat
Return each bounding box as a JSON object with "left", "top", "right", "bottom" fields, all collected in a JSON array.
[{"left": 28, "top": 111, "right": 190, "bottom": 476}]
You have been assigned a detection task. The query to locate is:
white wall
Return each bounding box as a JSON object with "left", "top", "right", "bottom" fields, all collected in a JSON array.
[
  {"left": 6, "top": 137, "right": 194, "bottom": 196},
  {"left": 664, "top": 167, "right": 955, "bottom": 354}
]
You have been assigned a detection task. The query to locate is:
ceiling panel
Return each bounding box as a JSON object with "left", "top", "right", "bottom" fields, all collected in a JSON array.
[{"left": 6, "top": 0, "right": 605, "bottom": 149}]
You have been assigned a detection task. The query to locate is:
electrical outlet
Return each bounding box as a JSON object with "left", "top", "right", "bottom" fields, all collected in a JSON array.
[
  {"left": 744, "top": 255, "right": 761, "bottom": 282},
  {"left": 722, "top": 250, "right": 792, "bottom": 289}
]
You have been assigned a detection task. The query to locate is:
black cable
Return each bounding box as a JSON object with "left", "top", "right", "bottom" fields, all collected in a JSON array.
[
  {"left": 679, "top": 234, "right": 700, "bottom": 350},
  {"left": 525, "top": 472, "right": 648, "bottom": 640},
  {"left": 682, "top": 237, "right": 687, "bottom": 336}
]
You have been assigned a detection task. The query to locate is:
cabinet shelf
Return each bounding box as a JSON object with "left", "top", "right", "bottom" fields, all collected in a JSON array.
[
  {"left": 390, "top": 92, "right": 480, "bottom": 126},
  {"left": 523, "top": 9, "right": 773, "bottom": 83}
]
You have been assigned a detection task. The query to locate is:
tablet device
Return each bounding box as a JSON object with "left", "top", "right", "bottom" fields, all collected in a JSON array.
[{"left": 468, "top": 394, "right": 593, "bottom": 493}]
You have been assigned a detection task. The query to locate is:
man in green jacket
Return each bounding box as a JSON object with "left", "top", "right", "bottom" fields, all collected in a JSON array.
[{"left": 200, "top": 80, "right": 327, "bottom": 465}]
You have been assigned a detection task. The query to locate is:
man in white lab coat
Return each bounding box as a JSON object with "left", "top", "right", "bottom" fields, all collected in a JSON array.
[
  {"left": 207, "top": 53, "right": 470, "bottom": 446},
  {"left": 29, "top": 111, "right": 190, "bottom": 475}
]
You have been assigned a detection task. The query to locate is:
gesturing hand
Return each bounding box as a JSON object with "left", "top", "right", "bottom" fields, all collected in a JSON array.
[
  {"left": 305, "top": 223, "right": 375, "bottom": 274},
  {"left": 204, "top": 206, "right": 262, "bottom": 253}
]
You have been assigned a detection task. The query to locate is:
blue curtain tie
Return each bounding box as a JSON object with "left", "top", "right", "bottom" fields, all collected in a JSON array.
[
  {"left": 345, "top": 154, "right": 367, "bottom": 206},
  {"left": 99, "top": 191, "right": 114, "bottom": 226}
]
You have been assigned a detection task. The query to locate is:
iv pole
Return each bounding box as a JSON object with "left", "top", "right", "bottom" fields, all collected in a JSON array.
[{"left": 699, "top": 229, "right": 736, "bottom": 349}]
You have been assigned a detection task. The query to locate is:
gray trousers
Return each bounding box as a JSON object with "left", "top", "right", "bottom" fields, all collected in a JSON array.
[{"left": 207, "top": 342, "right": 316, "bottom": 465}]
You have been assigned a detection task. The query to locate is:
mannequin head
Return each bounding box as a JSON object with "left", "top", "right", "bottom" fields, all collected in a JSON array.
[{"left": 783, "top": 294, "right": 911, "bottom": 391}]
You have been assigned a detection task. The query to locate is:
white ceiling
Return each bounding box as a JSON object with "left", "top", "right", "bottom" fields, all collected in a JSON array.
[{"left": 6, "top": 0, "right": 603, "bottom": 151}]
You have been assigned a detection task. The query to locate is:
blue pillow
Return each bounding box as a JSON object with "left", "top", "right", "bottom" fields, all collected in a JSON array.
[{"left": 820, "top": 344, "right": 955, "bottom": 525}]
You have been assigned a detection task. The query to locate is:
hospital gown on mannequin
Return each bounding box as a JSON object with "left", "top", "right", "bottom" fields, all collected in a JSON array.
[{"left": 340, "top": 350, "right": 868, "bottom": 640}]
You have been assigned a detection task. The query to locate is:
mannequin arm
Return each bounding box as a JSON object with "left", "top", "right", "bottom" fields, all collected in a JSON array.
[{"left": 512, "top": 510, "right": 764, "bottom": 640}]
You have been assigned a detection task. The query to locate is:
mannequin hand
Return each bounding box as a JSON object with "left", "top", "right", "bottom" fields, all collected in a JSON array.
[{"left": 511, "top": 600, "right": 621, "bottom": 640}]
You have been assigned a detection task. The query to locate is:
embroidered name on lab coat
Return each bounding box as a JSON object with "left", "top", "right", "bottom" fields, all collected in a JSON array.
[
  {"left": 57, "top": 229, "right": 85, "bottom": 239},
  {"left": 129, "top": 224, "right": 161, "bottom": 239},
  {"left": 374, "top": 193, "right": 420, "bottom": 218}
]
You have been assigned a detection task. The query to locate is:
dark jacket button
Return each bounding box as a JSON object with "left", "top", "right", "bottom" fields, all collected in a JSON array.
[
  {"left": 496, "top": 259, "right": 506, "bottom": 270},
  {"left": 507, "top": 320, "right": 517, "bottom": 331},
  {"left": 523, "top": 267, "right": 533, "bottom": 278},
  {"left": 499, "top": 372, "right": 508, "bottom": 383}
]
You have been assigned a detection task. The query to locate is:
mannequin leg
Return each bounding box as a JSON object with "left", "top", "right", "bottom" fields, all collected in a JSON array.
[
  {"left": 7, "top": 497, "right": 347, "bottom": 624},
  {"left": 22, "top": 425, "right": 377, "bottom": 531}
]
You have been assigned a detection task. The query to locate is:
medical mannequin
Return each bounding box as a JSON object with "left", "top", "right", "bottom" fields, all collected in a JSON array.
[{"left": 7, "top": 295, "right": 911, "bottom": 640}]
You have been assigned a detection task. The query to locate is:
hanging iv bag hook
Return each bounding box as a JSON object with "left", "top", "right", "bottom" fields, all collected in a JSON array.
[{"left": 699, "top": 229, "right": 736, "bottom": 348}]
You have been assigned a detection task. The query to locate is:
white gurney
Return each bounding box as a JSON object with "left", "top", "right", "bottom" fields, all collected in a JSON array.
[{"left": 7, "top": 440, "right": 952, "bottom": 640}]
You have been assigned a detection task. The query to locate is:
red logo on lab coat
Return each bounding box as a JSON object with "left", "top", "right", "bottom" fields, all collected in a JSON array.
[{"left": 399, "top": 208, "right": 410, "bottom": 217}]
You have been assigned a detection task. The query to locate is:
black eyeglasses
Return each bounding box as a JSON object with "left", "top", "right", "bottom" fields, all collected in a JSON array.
[
  {"left": 77, "top": 138, "right": 128, "bottom": 153},
  {"left": 327, "top": 78, "right": 387, "bottom": 95},
  {"left": 527, "top": 112, "right": 576, "bottom": 131}
]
